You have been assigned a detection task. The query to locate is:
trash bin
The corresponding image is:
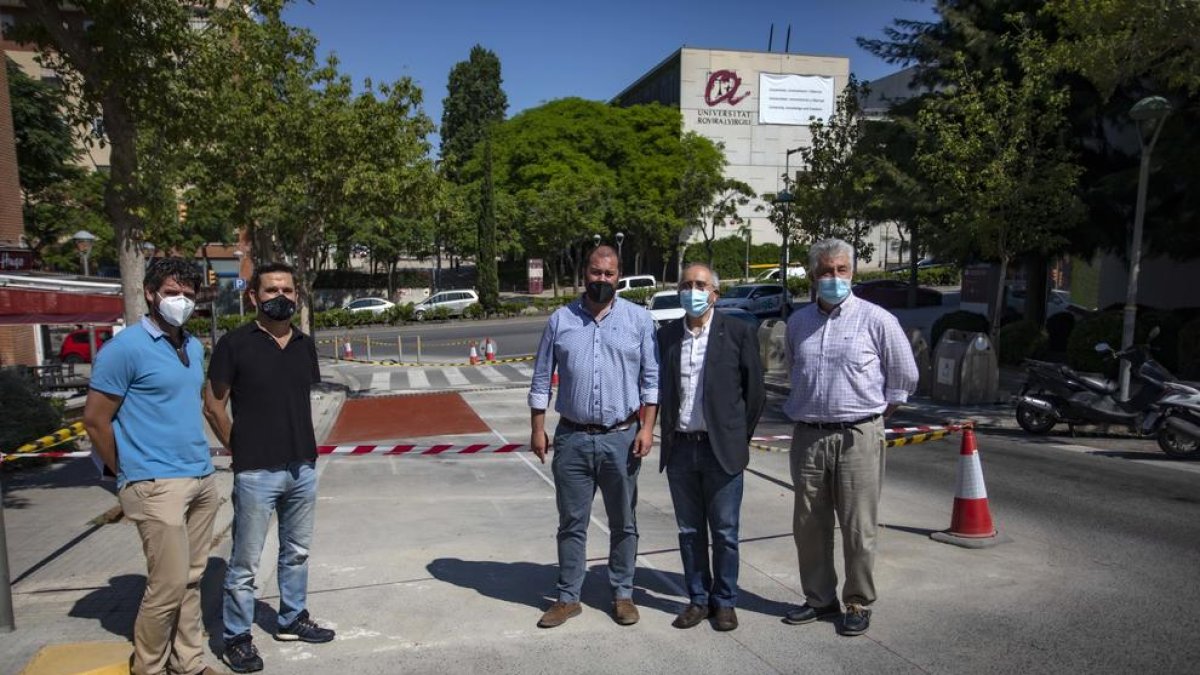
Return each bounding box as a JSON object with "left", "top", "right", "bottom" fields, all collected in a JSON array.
[
  {"left": 758, "top": 318, "right": 789, "bottom": 376},
  {"left": 931, "top": 329, "right": 999, "bottom": 405},
  {"left": 908, "top": 328, "right": 932, "bottom": 396}
]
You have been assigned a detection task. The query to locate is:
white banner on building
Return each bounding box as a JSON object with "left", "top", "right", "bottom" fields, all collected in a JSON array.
[{"left": 758, "top": 73, "right": 835, "bottom": 125}]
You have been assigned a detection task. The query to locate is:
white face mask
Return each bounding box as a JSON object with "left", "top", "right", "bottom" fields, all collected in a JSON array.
[{"left": 156, "top": 293, "right": 195, "bottom": 327}]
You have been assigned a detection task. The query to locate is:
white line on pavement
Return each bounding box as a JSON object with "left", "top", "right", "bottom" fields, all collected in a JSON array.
[
  {"left": 443, "top": 368, "right": 470, "bottom": 386},
  {"left": 477, "top": 367, "right": 508, "bottom": 383},
  {"left": 406, "top": 369, "right": 430, "bottom": 389},
  {"left": 370, "top": 371, "right": 390, "bottom": 391}
]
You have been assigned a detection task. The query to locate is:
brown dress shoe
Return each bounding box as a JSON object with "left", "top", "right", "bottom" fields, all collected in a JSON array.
[
  {"left": 538, "top": 601, "right": 582, "bottom": 628},
  {"left": 713, "top": 607, "right": 738, "bottom": 631},
  {"left": 672, "top": 604, "right": 709, "bottom": 629},
  {"left": 612, "top": 598, "right": 640, "bottom": 626}
]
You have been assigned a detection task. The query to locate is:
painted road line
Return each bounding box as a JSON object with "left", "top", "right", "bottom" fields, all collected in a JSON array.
[
  {"left": 443, "top": 367, "right": 471, "bottom": 386},
  {"left": 477, "top": 367, "right": 509, "bottom": 383},
  {"left": 406, "top": 369, "right": 430, "bottom": 389},
  {"left": 370, "top": 371, "right": 391, "bottom": 391},
  {"left": 512, "top": 363, "right": 535, "bottom": 378}
]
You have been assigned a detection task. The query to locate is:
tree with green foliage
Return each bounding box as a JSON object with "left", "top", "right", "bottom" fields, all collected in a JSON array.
[
  {"left": 693, "top": 178, "right": 755, "bottom": 268},
  {"left": 18, "top": 0, "right": 213, "bottom": 324},
  {"left": 477, "top": 137, "right": 500, "bottom": 312},
  {"left": 915, "top": 38, "right": 1084, "bottom": 348},
  {"left": 795, "top": 75, "right": 877, "bottom": 268},
  {"left": 440, "top": 45, "right": 508, "bottom": 184}
]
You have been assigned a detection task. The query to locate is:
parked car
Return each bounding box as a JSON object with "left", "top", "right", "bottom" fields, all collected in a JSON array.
[
  {"left": 755, "top": 265, "right": 807, "bottom": 283},
  {"left": 615, "top": 274, "right": 657, "bottom": 296},
  {"left": 343, "top": 297, "right": 395, "bottom": 315},
  {"left": 59, "top": 326, "right": 114, "bottom": 364},
  {"left": 413, "top": 289, "right": 479, "bottom": 319},
  {"left": 1008, "top": 288, "right": 1090, "bottom": 319},
  {"left": 852, "top": 280, "right": 943, "bottom": 309},
  {"left": 715, "top": 307, "right": 760, "bottom": 327},
  {"left": 647, "top": 290, "right": 685, "bottom": 326},
  {"left": 715, "top": 283, "right": 788, "bottom": 317}
]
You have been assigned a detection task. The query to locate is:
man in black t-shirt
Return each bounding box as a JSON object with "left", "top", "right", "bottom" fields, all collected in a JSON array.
[{"left": 204, "top": 262, "right": 335, "bottom": 673}]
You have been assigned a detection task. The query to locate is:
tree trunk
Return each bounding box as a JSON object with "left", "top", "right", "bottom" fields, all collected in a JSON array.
[
  {"left": 907, "top": 221, "right": 920, "bottom": 310},
  {"left": 990, "top": 255, "right": 1010, "bottom": 363},
  {"left": 102, "top": 97, "right": 148, "bottom": 326}
]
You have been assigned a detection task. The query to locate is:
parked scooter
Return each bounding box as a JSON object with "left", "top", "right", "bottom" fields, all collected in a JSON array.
[
  {"left": 1151, "top": 383, "right": 1200, "bottom": 458},
  {"left": 1014, "top": 329, "right": 1174, "bottom": 437}
]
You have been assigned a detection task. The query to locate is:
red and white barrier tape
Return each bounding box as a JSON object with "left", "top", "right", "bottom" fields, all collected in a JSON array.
[
  {"left": 316, "top": 443, "right": 526, "bottom": 455},
  {"left": 752, "top": 423, "right": 969, "bottom": 444}
]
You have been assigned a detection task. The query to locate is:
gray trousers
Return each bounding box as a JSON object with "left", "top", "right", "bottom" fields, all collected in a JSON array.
[{"left": 789, "top": 418, "right": 885, "bottom": 608}]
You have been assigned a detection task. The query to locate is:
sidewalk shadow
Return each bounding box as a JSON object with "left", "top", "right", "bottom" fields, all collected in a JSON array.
[
  {"left": 69, "top": 557, "right": 227, "bottom": 646},
  {"left": 427, "top": 558, "right": 796, "bottom": 619}
]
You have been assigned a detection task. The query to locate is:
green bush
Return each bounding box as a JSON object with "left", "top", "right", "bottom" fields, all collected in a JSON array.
[
  {"left": 0, "top": 369, "right": 65, "bottom": 453},
  {"left": 621, "top": 288, "right": 656, "bottom": 306},
  {"left": 786, "top": 276, "right": 810, "bottom": 297},
  {"left": 997, "top": 319, "right": 1047, "bottom": 366},
  {"left": 463, "top": 303, "right": 485, "bottom": 319},
  {"left": 499, "top": 302, "right": 528, "bottom": 317},
  {"left": 931, "top": 310, "right": 991, "bottom": 350},
  {"left": 1067, "top": 310, "right": 1183, "bottom": 376},
  {"left": 381, "top": 303, "right": 414, "bottom": 325},
  {"left": 1179, "top": 318, "right": 1200, "bottom": 379},
  {"left": 534, "top": 296, "right": 573, "bottom": 311},
  {"left": 682, "top": 236, "right": 806, "bottom": 283},
  {"left": 426, "top": 306, "right": 452, "bottom": 321}
]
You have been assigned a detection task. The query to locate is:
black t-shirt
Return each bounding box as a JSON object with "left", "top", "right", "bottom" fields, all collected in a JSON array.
[{"left": 208, "top": 321, "right": 321, "bottom": 472}]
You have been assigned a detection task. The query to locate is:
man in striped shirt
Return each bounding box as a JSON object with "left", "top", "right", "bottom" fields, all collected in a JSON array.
[
  {"left": 528, "top": 245, "right": 659, "bottom": 629},
  {"left": 781, "top": 238, "right": 918, "bottom": 637}
]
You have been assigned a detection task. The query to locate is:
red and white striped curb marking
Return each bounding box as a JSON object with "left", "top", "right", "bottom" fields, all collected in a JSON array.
[
  {"left": 316, "top": 444, "right": 526, "bottom": 455},
  {"left": 753, "top": 424, "right": 968, "bottom": 444}
]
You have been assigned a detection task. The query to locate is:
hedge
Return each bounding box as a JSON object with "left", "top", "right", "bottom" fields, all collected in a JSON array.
[
  {"left": 1063, "top": 310, "right": 1185, "bottom": 376},
  {"left": 997, "top": 319, "right": 1047, "bottom": 366},
  {"left": 0, "top": 369, "right": 65, "bottom": 454}
]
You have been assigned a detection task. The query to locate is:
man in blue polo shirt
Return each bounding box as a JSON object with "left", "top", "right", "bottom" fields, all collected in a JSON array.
[{"left": 83, "top": 257, "right": 221, "bottom": 675}]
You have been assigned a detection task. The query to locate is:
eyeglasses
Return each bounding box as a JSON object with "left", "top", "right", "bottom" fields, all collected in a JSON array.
[{"left": 678, "top": 281, "right": 714, "bottom": 291}]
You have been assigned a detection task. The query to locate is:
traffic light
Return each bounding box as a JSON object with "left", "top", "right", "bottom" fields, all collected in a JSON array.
[{"left": 207, "top": 267, "right": 217, "bottom": 286}]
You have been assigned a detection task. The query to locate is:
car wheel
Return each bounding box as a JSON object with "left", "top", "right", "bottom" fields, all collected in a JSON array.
[
  {"left": 64, "top": 354, "right": 84, "bottom": 365},
  {"left": 415, "top": 312, "right": 425, "bottom": 322}
]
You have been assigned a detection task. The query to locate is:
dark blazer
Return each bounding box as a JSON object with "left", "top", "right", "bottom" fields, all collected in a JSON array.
[{"left": 657, "top": 310, "right": 766, "bottom": 475}]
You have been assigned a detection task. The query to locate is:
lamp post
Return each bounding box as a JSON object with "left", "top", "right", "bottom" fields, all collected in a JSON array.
[
  {"left": 1119, "top": 95, "right": 1173, "bottom": 400},
  {"left": 615, "top": 231, "right": 624, "bottom": 268},
  {"left": 777, "top": 147, "right": 802, "bottom": 317},
  {"left": 72, "top": 230, "right": 100, "bottom": 366},
  {"left": 592, "top": 233, "right": 601, "bottom": 248}
]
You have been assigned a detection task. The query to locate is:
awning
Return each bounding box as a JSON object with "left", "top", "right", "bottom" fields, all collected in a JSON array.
[{"left": 0, "top": 287, "right": 123, "bottom": 325}]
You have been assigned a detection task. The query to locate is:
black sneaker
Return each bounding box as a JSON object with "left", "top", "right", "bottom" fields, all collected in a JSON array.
[
  {"left": 783, "top": 602, "right": 841, "bottom": 625},
  {"left": 223, "top": 633, "right": 263, "bottom": 673},
  {"left": 275, "top": 610, "right": 336, "bottom": 643},
  {"left": 840, "top": 604, "right": 871, "bottom": 636}
]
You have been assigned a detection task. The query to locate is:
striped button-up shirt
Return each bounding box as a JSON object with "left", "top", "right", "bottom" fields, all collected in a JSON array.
[
  {"left": 783, "top": 293, "right": 918, "bottom": 423},
  {"left": 528, "top": 296, "right": 660, "bottom": 427}
]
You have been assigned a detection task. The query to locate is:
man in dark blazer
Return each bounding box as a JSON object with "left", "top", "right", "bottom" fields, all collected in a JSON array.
[{"left": 657, "top": 262, "right": 766, "bottom": 631}]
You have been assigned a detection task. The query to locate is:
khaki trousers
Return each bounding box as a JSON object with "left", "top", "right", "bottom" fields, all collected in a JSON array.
[
  {"left": 118, "top": 474, "right": 220, "bottom": 675},
  {"left": 789, "top": 418, "right": 885, "bottom": 608}
]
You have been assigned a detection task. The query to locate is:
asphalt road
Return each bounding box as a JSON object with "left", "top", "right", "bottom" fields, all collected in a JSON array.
[
  {"left": 215, "top": 389, "right": 1199, "bottom": 674},
  {"left": 314, "top": 315, "right": 550, "bottom": 362}
]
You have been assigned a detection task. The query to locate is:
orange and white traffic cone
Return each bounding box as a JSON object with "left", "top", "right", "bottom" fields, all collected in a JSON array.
[
  {"left": 931, "top": 425, "right": 1005, "bottom": 548},
  {"left": 469, "top": 342, "right": 479, "bottom": 366},
  {"left": 551, "top": 369, "right": 559, "bottom": 387},
  {"left": 342, "top": 340, "right": 354, "bottom": 361},
  {"left": 485, "top": 337, "right": 496, "bottom": 362}
]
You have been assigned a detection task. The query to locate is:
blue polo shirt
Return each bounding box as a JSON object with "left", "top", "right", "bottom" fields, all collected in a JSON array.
[{"left": 90, "top": 316, "right": 212, "bottom": 487}]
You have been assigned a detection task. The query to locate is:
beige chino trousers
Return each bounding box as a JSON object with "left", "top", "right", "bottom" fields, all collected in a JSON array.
[
  {"left": 118, "top": 474, "right": 220, "bottom": 675},
  {"left": 789, "top": 418, "right": 885, "bottom": 608}
]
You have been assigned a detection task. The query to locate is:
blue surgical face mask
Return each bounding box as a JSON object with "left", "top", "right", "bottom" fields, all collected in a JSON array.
[
  {"left": 679, "top": 289, "right": 713, "bottom": 318},
  {"left": 817, "top": 277, "right": 852, "bottom": 305}
]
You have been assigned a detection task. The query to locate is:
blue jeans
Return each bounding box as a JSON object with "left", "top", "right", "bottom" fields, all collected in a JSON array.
[
  {"left": 223, "top": 461, "right": 318, "bottom": 640},
  {"left": 666, "top": 435, "right": 744, "bottom": 608},
  {"left": 551, "top": 423, "right": 640, "bottom": 603}
]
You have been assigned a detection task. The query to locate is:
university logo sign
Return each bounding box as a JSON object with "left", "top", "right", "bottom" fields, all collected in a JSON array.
[{"left": 705, "top": 70, "right": 750, "bottom": 107}]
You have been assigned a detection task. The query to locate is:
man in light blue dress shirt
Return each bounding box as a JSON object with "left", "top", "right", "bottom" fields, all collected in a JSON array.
[{"left": 528, "top": 245, "right": 659, "bottom": 629}]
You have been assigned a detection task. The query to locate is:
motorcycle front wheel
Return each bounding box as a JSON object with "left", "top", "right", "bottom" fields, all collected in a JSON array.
[
  {"left": 1016, "top": 401, "right": 1057, "bottom": 434},
  {"left": 1157, "top": 426, "right": 1200, "bottom": 459}
]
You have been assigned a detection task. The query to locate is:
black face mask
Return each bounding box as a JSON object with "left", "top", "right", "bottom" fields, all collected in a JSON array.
[
  {"left": 585, "top": 280, "right": 616, "bottom": 304},
  {"left": 259, "top": 295, "right": 296, "bottom": 321}
]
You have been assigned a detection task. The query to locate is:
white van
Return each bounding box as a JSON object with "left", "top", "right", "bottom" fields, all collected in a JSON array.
[{"left": 615, "top": 274, "right": 657, "bottom": 296}]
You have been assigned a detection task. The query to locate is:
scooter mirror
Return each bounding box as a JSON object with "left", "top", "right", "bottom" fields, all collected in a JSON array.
[
  {"left": 1149, "top": 326, "right": 1161, "bottom": 342},
  {"left": 1094, "top": 342, "right": 1111, "bottom": 353}
]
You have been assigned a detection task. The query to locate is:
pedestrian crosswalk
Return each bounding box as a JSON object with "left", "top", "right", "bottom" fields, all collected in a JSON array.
[{"left": 329, "top": 362, "right": 534, "bottom": 393}]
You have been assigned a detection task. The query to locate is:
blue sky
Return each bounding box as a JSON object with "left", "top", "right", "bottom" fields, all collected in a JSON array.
[{"left": 284, "top": 0, "right": 936, "bottom": 146}]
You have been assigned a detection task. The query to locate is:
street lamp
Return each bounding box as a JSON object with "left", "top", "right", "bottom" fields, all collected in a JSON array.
[
  {"left": 73, "top": 230, "right": 97, "bottom": 276},
  {"left": 141, "top": 241, "right": 156, "bottom": 259},
  {"left": 615, "top": 232, "right": 624, "bottom": 266},
  {"left": 72, "top": 230, "right": 98, "bottom": 366},
  {"left": 1119, "top": 95, "right": 1173, "bottom": 400},
  {"left": 592, "top": 233, "right": 601, "bottom": 248}
]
